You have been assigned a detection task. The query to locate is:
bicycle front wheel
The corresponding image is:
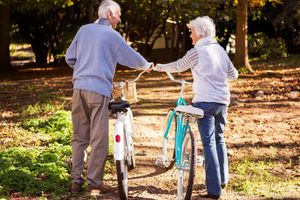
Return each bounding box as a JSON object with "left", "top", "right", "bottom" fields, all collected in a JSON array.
[
  {"left": 126, "top": 108, "right": 135, "bottom": 171},
  {"left": 116, "top": 159, "right": 128, "bottom": 200},
  {"left": 178, "top": 130, "right": 196, "bottom": 200},
  {"left": 162, "top": 109, "right": 177, "bottom": 169},
  {"left": 128, "top": 143, "right": 135, "bottom": 170}
]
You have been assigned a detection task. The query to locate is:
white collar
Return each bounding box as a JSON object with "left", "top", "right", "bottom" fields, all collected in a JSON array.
[
  {"left": 194, "top": 37, "right": 218, "bottom": 47},
  {"left": 97, "top": 18, "right": 112, "bottom": 27}
]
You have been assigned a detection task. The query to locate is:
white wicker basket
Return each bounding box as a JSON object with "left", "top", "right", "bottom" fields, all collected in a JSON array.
[{"left": 112, "top": 81, "right": 138, "bottom": 103}]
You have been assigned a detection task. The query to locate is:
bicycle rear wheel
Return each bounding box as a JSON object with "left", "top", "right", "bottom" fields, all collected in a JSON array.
[
  {"left": 162, "top": 109, "right": 177, "bottom": 169},
  {"left": 116, "top": 136, "right": 129, "bottom": 200},
  {"left": 178, "top": 130, "right": 196, "bottom": 200},
  {"left": 116, "top": 158, "right": 128, "bottom": 200}
]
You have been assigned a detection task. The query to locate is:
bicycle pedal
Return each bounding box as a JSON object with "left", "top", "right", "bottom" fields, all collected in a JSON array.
[
  {"left": 155, "top": 155, "right": 165, "bottom": 166},
  {"left": 182, "top": 162, "right": 191, "bottom": 171},
  {"left": 196, "top": 155, "right": 204, "bottom": 166}
]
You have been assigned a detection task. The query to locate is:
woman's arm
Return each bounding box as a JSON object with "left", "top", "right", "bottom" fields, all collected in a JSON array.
[{"left": 155, "top": 48, "right": 198, "bottom": 73}]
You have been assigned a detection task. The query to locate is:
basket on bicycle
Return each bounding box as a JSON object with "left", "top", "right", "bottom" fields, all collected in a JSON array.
[{"left": 112, "top": 81, "right": 138, "bottom": 103}]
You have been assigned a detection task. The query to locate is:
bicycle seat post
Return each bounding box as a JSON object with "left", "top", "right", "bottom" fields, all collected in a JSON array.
[{"left": 120, "top": 81, "right": 126, "bottom": 101}]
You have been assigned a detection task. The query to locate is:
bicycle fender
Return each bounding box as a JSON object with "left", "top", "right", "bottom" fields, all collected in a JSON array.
[
  {"left": 124, "top": 111, "right": 133, "bottom": 134},
  {"left": 114, "top": 120, "right": 125, "bottom": 160}
]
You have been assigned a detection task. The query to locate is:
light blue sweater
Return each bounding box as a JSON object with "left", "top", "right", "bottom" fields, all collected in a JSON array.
[{"left": 65, "top": 19, "right": 149, "bottom": 97}]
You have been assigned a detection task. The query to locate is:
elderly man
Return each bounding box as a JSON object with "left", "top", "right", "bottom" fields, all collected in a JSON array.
[
  {"left": 154, "top": 16, "right": 238, "bottom": 199},
  {"left": 65, "top": 0, "right": 151, "bottom": 194}
]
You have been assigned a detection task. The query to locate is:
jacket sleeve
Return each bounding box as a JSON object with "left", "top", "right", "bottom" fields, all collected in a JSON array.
[
  {"left": 227, "top": 60, "right": 239, "bottom": 80},
  {"left": 155, "top": 48, "right": 198, "bottom": 73}
]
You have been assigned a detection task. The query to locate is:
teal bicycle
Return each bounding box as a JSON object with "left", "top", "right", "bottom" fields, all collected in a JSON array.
[{"left": 156, "top": 72, "right": 204, "bottom": 200}]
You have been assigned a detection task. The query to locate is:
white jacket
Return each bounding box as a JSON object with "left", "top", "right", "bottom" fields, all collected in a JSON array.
[{"left": 155, "top": 37, "right": 238, "bottom": 105}]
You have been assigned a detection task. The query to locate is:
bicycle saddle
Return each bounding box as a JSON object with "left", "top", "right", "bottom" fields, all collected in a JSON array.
[
  {"left": 109, "top": 100, "right": 130, "bottom": 111},
  {"left": 175, "top": 105, "right": 204, "bottom": 118}
]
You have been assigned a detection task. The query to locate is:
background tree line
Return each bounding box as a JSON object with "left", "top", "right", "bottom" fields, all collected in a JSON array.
[{"left": 0, "top": 0, "right": 299, "bottom": 73}]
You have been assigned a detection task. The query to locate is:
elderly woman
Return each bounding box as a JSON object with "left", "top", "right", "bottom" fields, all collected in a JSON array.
[{"left": 154, "top": 16, "right": 238, "bottom": 199}]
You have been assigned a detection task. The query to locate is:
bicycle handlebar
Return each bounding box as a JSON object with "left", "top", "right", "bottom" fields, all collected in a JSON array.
[
  {"left": 113, "top": 63, "right": 153, "bottom": 101},
  {"left": 165, "top": 71, "right": 192, "bottom": 85},
  {"left": 151, "top": 67, "right": 192, "bottom": 98},
  {"left": 130, "top": 62, "right": 154, "bottom": 83},
  {"left": 132, "top": 70, "right": 147, "bottom": 82}
]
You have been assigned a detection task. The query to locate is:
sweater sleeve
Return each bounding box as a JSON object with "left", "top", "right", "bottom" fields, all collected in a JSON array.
[
  {"left": 115, "top": 37, "right": 150, "bottom": 70},
  {"left": 65, "top": 30, "right": 81, "bottom": 69},
  {"left": 155, "top": 48, "right": 198, "bottom": 73}
]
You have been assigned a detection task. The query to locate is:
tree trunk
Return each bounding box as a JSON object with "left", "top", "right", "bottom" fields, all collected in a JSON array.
[
  {"left": 0, "top": 4, "right": 12, "bottom": 72},
  {"left": 86, "top": 0, "right": 95, "bottom": 22},
  {"left": 31, "top": 40, "right": 49, "bottom": 64},
  {"left": 234, "top": 0, "right": 253, "bottom": 73}
]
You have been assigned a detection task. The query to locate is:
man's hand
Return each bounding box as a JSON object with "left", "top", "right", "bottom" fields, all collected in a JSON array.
[
  {"left": 153, "top": 64, "right": 163, "bottom": 72},
  {"left": 145, "top": 62, "right": 155, "bottom": 73}
]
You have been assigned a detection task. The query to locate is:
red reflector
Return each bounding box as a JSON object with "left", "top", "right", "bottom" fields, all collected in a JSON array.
[{"left": 115, "top": 135, "right": 121, "bottom": 143}]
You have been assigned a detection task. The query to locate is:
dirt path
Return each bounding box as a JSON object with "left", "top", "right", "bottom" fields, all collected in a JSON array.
[
  {"left": 98, "top": 64, "right": 300, "bottom": 200},
  {"left": 1, "top": 63, "right": 299, "bottom": 199}
]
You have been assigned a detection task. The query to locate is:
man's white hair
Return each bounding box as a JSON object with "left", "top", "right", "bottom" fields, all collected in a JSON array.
[
  {"left": 98, "top": 0, "right": 120, "bottom": 18},
  {"left": 187, "top": 16, "right": 216, "bottom": 38}
]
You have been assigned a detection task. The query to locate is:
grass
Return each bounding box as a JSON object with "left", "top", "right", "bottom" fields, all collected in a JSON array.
[
  {"left": 230, "top": 158, "right": 300, "bottom": 198},
  {"left": 10, "top": 43, "right": 35, "bottom": 61},
  {"left": 0, "top": 145, "right": 71, "bottom": 197},
  {"left": 0, "top": 102, "right": 114, "bottom": 198},
  {"left": 251, "top": 54, "right": 300, "bottom": 70},
  {"left": 21, "top": 102, "right": 65, "bottom": 116}
]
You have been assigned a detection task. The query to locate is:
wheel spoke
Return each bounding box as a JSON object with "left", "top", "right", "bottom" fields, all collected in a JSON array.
[{"left": 177, "top": 131, "right": 196, "bottom": 200}]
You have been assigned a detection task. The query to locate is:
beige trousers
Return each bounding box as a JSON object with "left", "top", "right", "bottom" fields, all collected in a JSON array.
[{"left": 71, "top": 89, "right": 110, "bottom": 187}]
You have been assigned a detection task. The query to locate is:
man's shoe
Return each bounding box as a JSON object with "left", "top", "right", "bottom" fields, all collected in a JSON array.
[
  {"left": 70, "top": 182, "right": 83, "bottom": 193},
  {"left": 86, "top": 183, "right": 112, "bottom": 195},
  {"left": 200, "top": 194, "right": 221, "bottom": 199}
]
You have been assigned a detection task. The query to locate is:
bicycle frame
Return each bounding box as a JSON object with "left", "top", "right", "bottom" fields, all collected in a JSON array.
[
  {"left": 113, "top": 69, "right": 148, "bottom": 161},
  {"left": 163, "top": 72, "right": 192, "bottom": 169},
  {"left": 164, "top": 97, "right": 192, "bottom": 169}
]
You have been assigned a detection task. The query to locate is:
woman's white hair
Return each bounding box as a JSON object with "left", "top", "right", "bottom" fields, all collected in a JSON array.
[
  {"left": 187, "top": 16, "right": 216, "bottom": 38},
  {"left": 98, "top": 0, "right": 120, "bottom": 18}
]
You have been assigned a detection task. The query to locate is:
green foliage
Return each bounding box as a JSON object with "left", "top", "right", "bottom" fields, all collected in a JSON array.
[
  {"left": 10, "top": 0, "right": 85, "bottom": 63},
  {"left": 0, "top": 145, "right": 71, "bottom": 197},
  {"left": 249, "top": 0, "right": 300, "bottom": 53},
  {"left": 1, "top": 105, "right": 115, "bottom": 197},
  {"left": 249, "top": 32, "right": 287, "bottom": 60},
  {"left": 230, "top": 159, "right": 300, "bottom": 197},
  {"left": 21, "top": 111, "right": 72, "bottom": 145},
  {"left": 22, "top": 102, "right": 65, "bottom": 116}
]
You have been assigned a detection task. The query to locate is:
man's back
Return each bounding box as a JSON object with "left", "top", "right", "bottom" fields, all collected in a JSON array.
[
  {"left": 65, "top": 19, "right": 148, "bottom": 97},
  {"left": 71, "top": 22, "right": 121, "bottom": 97}
]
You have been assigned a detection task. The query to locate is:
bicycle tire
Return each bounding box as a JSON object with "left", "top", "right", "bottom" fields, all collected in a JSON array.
[
  {"left": 128, "top": 145, "right": 135, "bottom": 170},
  {"left": 126, "top": 108, "right": 135, "bottom": 171},
  {"left": 116, "top": 159, "right": 128, "bottom": 200},
  {"left": 162, "top": 109, "right": 177, "bottom": 170},
  {"left": 178, "top": 130, "right": 196, "bottom": 200}
]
